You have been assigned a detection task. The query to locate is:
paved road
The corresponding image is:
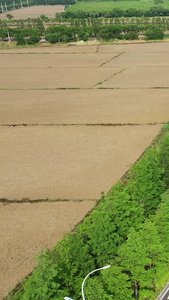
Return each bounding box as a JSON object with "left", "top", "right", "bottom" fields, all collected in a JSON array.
[{"left": 157, "top": 283, "right": 169, "bottom": 300}]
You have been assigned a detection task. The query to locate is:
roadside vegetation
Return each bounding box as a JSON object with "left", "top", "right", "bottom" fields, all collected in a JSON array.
[{"left": 6, "top": 124, "right": 169, "bottom": 300}]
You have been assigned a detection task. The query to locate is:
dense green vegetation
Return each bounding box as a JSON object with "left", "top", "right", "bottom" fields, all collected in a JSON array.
[
  {"left": 67, "top": 0, "right": 168, "bottom": 13},
  {"left": 7, "top": 124, "right": 169, "bottom": 300},
  {"left": 63, "top": 6, "right": 169, "bottom": 18},
  {"left": 65, "top": 0, "right": 169, "bottom": 18},
  {"left": 0, "top": 16, "right": 167, "bottom": 44}
]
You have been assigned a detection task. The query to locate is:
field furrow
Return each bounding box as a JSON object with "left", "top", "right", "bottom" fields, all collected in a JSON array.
[{"left": 0, "top": 42, "right": 168, "bottom": 299}]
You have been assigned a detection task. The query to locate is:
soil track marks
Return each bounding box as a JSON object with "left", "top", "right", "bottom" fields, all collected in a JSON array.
[{"left": 0, "top": 42, "right": 169, "bottom": 299}]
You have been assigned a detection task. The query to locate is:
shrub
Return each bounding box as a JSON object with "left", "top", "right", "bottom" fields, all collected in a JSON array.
[
  {"left": 15, "top": 33, "right": 25, "bottom": 45},
  {"left": 27, "top": 33, "right": 40, "bottom": 44},
  {"left": 45, "top": 33, "right": 61, "bottom": 43},
  {"left": 145, "top": 25, "right": 164, "bottom": 39}
]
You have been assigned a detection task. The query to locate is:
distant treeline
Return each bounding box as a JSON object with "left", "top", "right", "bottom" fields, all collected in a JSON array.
[{"left": 6, "top": 124, "right": 169, "bottom": 300}]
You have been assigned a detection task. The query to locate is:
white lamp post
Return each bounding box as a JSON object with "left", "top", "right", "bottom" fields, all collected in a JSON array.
[
  {"left": 82, "top": 265, "right": 111, "bottom": 300},
  {"left": 64, "top": 265, "right": 111, "bottom": 300}
]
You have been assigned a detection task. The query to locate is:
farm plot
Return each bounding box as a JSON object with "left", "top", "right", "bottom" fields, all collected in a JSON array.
[
  {"left": 98, "top": 42, "right": 169, "bottom": 53},
  {"left": 0, "top": 201, "right": 96, "bottom": 299},
  {"left": 0, "top": 5, "right": 65, "bottom": 20},
  {"left": 0, "top": 42, "right": 168, "bottom": 299},
  {"left": 0, "top": 44, "right": 98, "bottom": 53},
  {"left": 0, "top": 66, "right": 121, "bottom": 89},
  {"left": 0, "top": 53, "right": 118, "bottom": 68},
  {"left": 103, "top": 52, "right": 169, "bottom": 67},
  {"left": 0, "top": 89, "right": 169, "bottom": 125},
  {"left": 0, "top": 125, "right": 162, "bottom": 201},
  {"left": 98, "top": 66, "right": 169, "bottom": 89}
]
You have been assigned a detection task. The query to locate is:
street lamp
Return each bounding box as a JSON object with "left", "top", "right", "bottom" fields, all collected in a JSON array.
[
  {"left": 64, "top": 265, "right": 111, "bottom": 300},
  {"left": 82, "top": 265, "right": 111, "bottom": 300}
]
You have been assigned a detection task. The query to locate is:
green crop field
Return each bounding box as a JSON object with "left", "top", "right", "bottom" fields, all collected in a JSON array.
[{"left": 67, "top": 0, "right": 169, "bottom": 13}]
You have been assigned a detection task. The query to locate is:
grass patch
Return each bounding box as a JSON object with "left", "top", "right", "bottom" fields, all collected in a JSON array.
[{"left": 67, "top": 0, "right": 169, "bottom": 14}]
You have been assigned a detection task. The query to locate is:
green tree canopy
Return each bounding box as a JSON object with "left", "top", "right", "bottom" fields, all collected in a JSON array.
[{"left": 145, "top": 25, "right": 164, "bottom": 39}]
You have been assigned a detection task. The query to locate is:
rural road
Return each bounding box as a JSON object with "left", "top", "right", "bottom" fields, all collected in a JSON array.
[{"left": 156, "top": 283, "right": 169, "bottom": 300}]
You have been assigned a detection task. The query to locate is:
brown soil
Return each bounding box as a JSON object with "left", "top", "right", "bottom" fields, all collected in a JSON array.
[
  {"left": 0, "top": 44, "right": 98, "bottom": 53},
  {"left": 0, "top": 125, "right": 162, "bottom": 201},
  {"left": 0, "top": 5, "right": 65, "bottom": 20},
  {"left": 99, "top": 66, "right": 169, "bottom": 89},
  {"left": 104, "top": 52, "right": 169, "bottom": 67},
  {"left": 0, "top": 201, "right": 96, "bottom": 298},
  {"left": 0, "top": 66, "right": 121, "bottom": 89},
  {"left": 0, "top": 53, "right": 116, "bottom": 68},
  {"left": 98, "top": 41, "right": 169, "bottom": 53},
  {"left": 0, "top": 43, "right": 168, "bottom": 299},
  {"left": 0, "top": 89, "right": 168, "bottom": 125}
]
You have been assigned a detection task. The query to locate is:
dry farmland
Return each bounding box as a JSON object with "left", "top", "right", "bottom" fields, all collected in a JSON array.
[
  {"left": 0, "top": 42, "right": 169, "bottom": 299},
  {"left": 0, "top": 5, "right": 65, "bottom": 20}
]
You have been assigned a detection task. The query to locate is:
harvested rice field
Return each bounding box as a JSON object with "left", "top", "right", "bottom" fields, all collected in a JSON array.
[{"left": 0, "top": 42, "right": 169, "bottom": 299}]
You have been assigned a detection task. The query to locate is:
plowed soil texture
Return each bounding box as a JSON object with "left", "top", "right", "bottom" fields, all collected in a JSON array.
[{"left": 0, "top": 42, "right": 169, "bottom": 299}]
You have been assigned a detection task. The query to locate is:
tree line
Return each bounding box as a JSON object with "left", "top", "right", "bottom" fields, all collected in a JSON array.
[
  {"left": 6, "top": 124, "right": 169, "bottom": 300},
  {"left": 0, "top": 20, "right": 165, "bottom": 44}
]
